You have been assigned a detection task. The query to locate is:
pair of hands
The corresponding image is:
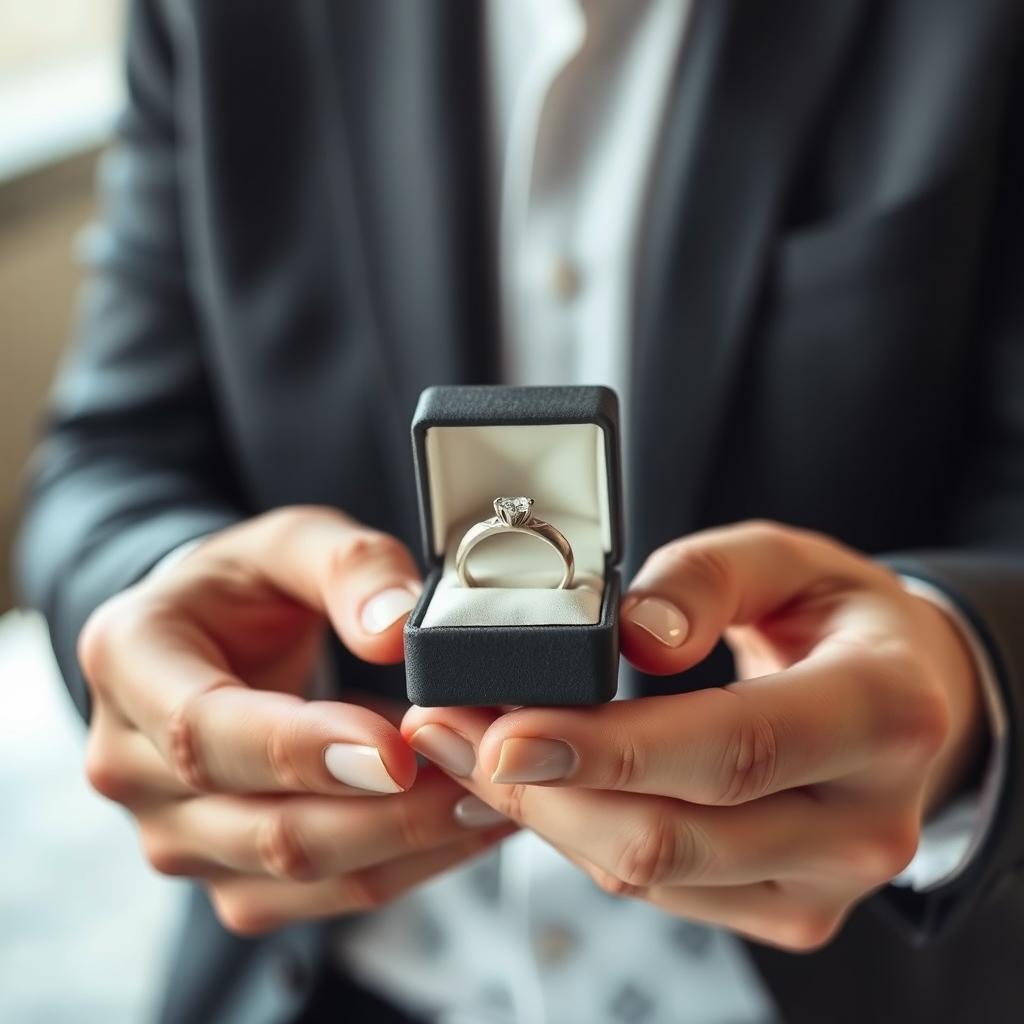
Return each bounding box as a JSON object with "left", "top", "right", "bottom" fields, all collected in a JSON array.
[{"left": 79, "top": 507, "right": 983, "bottom": 949}]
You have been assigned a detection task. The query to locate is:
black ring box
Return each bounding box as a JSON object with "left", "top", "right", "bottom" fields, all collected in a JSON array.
[{"left": 404, "top": 385, "right": 623, "bottom": 706}]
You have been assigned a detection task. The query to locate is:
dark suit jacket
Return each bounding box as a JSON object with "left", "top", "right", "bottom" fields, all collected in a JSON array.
[{"left": 15, "top": 1, "right": 1024, "bottom": 1021}]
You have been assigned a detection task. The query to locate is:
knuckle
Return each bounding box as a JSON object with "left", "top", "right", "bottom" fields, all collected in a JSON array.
[
  {"left": 738, "top": 520, "right": 827, "bottom": 582},
  {"left": 716, "top": 709, "right": 780, "bottom": 805},
  {"left": 84, "top": 746, "right": 134, "bottom": 805},
  {"left": 902, "top": 682, "right": 952, "bottom": 758},
  {"left": 77, "top": 592, "right": 138, "bottom": 695},
  {"left": 257, "top": 807, "right": 316, "bottom": 881},
  {"left": 735, "top": 519, "right": 804, "bottom": 564},
  {"left": 775, "top": 907, "right": 845, "bottom": 953},
  {"left": 737, "top": 519, "right": 794, "bottom": 546},
  {"left": 77, "top": 607, "right": 112, "bottom": 688},
  {"left": 338, "top": 870, "right": 388, "bottom": 912},
  {"left": 492, "top": 784, "right": 529, "bottom": 824},
  {"left": 394, "top": 797, "right": 435, "bottom": 853},
  {"left": 328, "top": 530, "right": 410, "bottom": 580},
  {"left": 850, "top": 819, "right": 920, "bottom": 883},
  {"left": 257, "top": 506, "right": 304, "bottom": 533},
  {"left": 258, "top": 505, "right": 335, "bottom": 543},
  {"left": 614, "top": 812, "right": 704, "bottom": 889},
  {"left": 607, "top": 734, "right": 643, "bottom": 791},
  {"left": 182, "top": 554, "right": 256, "bottom": 599},
  {"left": 166, "top": 683, "right": 233, "bottom": 790},
  {"left": 211, "top": 892, "right": 278, "bottom": 936},
  {"left": 166, "top": 694, "right": 208, "bottom": 790},
  {"left": 590, "top": 865, "right": 644, "bottom": 900},
  {"left": 140, "top": 830, "right": 188, "bottom": 878},
  {"left": 877, "top": 638, "right": 926, "bottom": 688},
  {"left": 265, "top": 711, "right": 305, "bottom": 791},
  {"left": 870, "top": 650, "right": 952, "bottom": 760},
  {"left": 652, "top": 541, "right": 733, "bottom": 597}
]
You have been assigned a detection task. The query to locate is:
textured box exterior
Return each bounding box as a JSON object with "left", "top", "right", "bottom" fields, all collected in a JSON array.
[
  {"left": 405, "top": 385, "right": 623, "bottom": 707},
  {"left": 406, "top": 569, "right": 620, "bottom": 706}
]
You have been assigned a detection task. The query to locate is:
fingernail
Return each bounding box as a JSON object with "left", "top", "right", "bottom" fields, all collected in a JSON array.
[
  {"left": 625, "top": 596, "right": 689, "bottom": 647},
  {"left": 409, "top": 724, "right": 476, "bottom": 778},
  {"left": 453, "top": 795, "right": 508, "bottom": 829},
  {"left": 361, "top": 587, "right": 418, "bottom": 634},
  {"left": 324, "top": 743, "right": 402, "bottom": 793},
  {"left": 492, "top": 738, "right": 577, "bottom": 784}
]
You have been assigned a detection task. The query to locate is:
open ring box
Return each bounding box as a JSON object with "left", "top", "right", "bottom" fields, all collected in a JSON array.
[{"left": 404, "top": 385, "right": 623, "bottom": 706}]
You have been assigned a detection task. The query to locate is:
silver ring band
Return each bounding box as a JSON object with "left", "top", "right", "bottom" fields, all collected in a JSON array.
[{"left": 455, "top": 497, "right": 575, "bottom": 589}]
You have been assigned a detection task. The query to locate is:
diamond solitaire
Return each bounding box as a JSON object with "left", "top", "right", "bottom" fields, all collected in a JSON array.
[
  {"left": 493, "top": 496, "right": 535, "bottom": 527},
  {"left": 455, "top": 495, "right": 575, "bottom": 589}
]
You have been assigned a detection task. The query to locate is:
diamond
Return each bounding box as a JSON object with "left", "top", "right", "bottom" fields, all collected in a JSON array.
[{"left": 493, "top": 495, "right": 534, "bottom": 527}]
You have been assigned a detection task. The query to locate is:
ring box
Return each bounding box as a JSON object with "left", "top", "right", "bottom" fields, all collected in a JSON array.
[{"left": 404, "top": 385, "right": 624, "bottom": 706}]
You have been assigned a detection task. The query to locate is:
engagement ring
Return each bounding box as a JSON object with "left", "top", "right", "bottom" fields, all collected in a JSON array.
[{"left": 455, "top": 496, "right": 575, "bottom": 589}]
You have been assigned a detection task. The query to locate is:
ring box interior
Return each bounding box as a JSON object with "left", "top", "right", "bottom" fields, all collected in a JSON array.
[{"left": 404, "top": 385, "right": 623, "bottom": 706}]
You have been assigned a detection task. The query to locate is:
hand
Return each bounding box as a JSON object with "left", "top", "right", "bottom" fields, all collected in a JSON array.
[
  {"left": 79, "top": 507, "right": 513, "bottom": 935},
  {"left": 403, "top": 521, "right": 984, "bottom": 951}
]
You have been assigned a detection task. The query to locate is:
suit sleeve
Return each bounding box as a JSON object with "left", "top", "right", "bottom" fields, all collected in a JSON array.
[
  {"left": 876, "top": 42, "right": 1024, "bottom": 940},
  {"left": 13, "top": 0, "right": 242, "bottom": 721}
]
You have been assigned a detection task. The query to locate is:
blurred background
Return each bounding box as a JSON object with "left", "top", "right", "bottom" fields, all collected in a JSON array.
[{"left": 1, "top": 3, "right": 183, "bottom": 1020}]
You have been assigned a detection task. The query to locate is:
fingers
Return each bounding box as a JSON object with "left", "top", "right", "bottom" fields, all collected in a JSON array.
[
  {"left": 85, "top": 704, "right": 195, "bottom": 804},
  {"left": 242, "top": 508, "right": 423, "bottom": 665},
  {"left": 453, "top": 642, "right": 923, "bottom": 805},
  {"left": 562, "top": 784, "right": 917, "bottom": 890},
  {"left": 88, "top": 617, "right": 416, "bottom": 795},
  {"left": 403, "top": 705, "right": 499, "bottom": 778},
  {"left": 79, "top": 510, "right": 425, "bottom": 799},
  {"left": 208, "top": 826, "right": 516, "bottom": 935},
  {"left": 642, "top": 881, "right": 852, "bottom": 953},
  {"left": 158, "top": 687, "right": 417, "bottom": 795},
  {"left": 542, "top": 837, "right": 852, "bottom": 952},
  {"left": 142, "top": 768, "right": 510, "bottom": 882},
  {"left": 619, "top": 521, "right": 886, "bottom": 676},
  {"left": 405, "top": 706, "right": 913, "bottom": 889}
]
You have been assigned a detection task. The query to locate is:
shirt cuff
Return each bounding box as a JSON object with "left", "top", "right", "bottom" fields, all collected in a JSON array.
[{"left": 890, "top": 575, "right": 1009, "bottom": 892}]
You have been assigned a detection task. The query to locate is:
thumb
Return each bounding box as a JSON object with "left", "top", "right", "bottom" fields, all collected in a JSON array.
[
  {"left": 232, "top": 507, "right": 423, "bottom": 665},
  {"left": 620, "top": 521, "right": 867, "bottom": 676}
]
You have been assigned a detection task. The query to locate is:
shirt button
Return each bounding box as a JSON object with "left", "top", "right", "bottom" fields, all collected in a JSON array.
[
  {"left": 549, "top": 256, "right": 581, "bottom": 301},
  {"left": 534, "top": 923, "right": 577, "bottom": 967}
]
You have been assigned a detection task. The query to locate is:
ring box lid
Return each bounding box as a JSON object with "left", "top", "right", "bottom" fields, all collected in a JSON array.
[{"left": 411, "top": 386, "right": 624, "bottom": 572}]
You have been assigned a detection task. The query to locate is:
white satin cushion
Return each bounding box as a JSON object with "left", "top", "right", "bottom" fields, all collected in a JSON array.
[
  {"left": 420, "top": 513, "right": 605, "bottom": 627},
  {"left": 419, "top": 423, "right": 611, "bottom": 627}
]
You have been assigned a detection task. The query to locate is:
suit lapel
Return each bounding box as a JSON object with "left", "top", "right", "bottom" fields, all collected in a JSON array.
[
  {"left": 321, "top": 0, "right": 498, "bottom": 423},
  {"left": 630, "top": 0, "right": 864, "bottom": 565},
  {"left": 629, "top": 0, "right": 872, "bottom": 1012}
]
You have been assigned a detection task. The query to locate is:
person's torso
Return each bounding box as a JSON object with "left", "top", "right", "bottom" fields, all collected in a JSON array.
[{"left": 151, "top": 5, "right": 1024, "bottom": 1017}]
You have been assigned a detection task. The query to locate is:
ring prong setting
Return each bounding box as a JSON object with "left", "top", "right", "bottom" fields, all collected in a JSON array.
[
  {"left": 493, "top": 496, "right": 535, "bottom": 528},
  {"left": 458, "top": 496, "right": 573, "bottom": 589}
]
